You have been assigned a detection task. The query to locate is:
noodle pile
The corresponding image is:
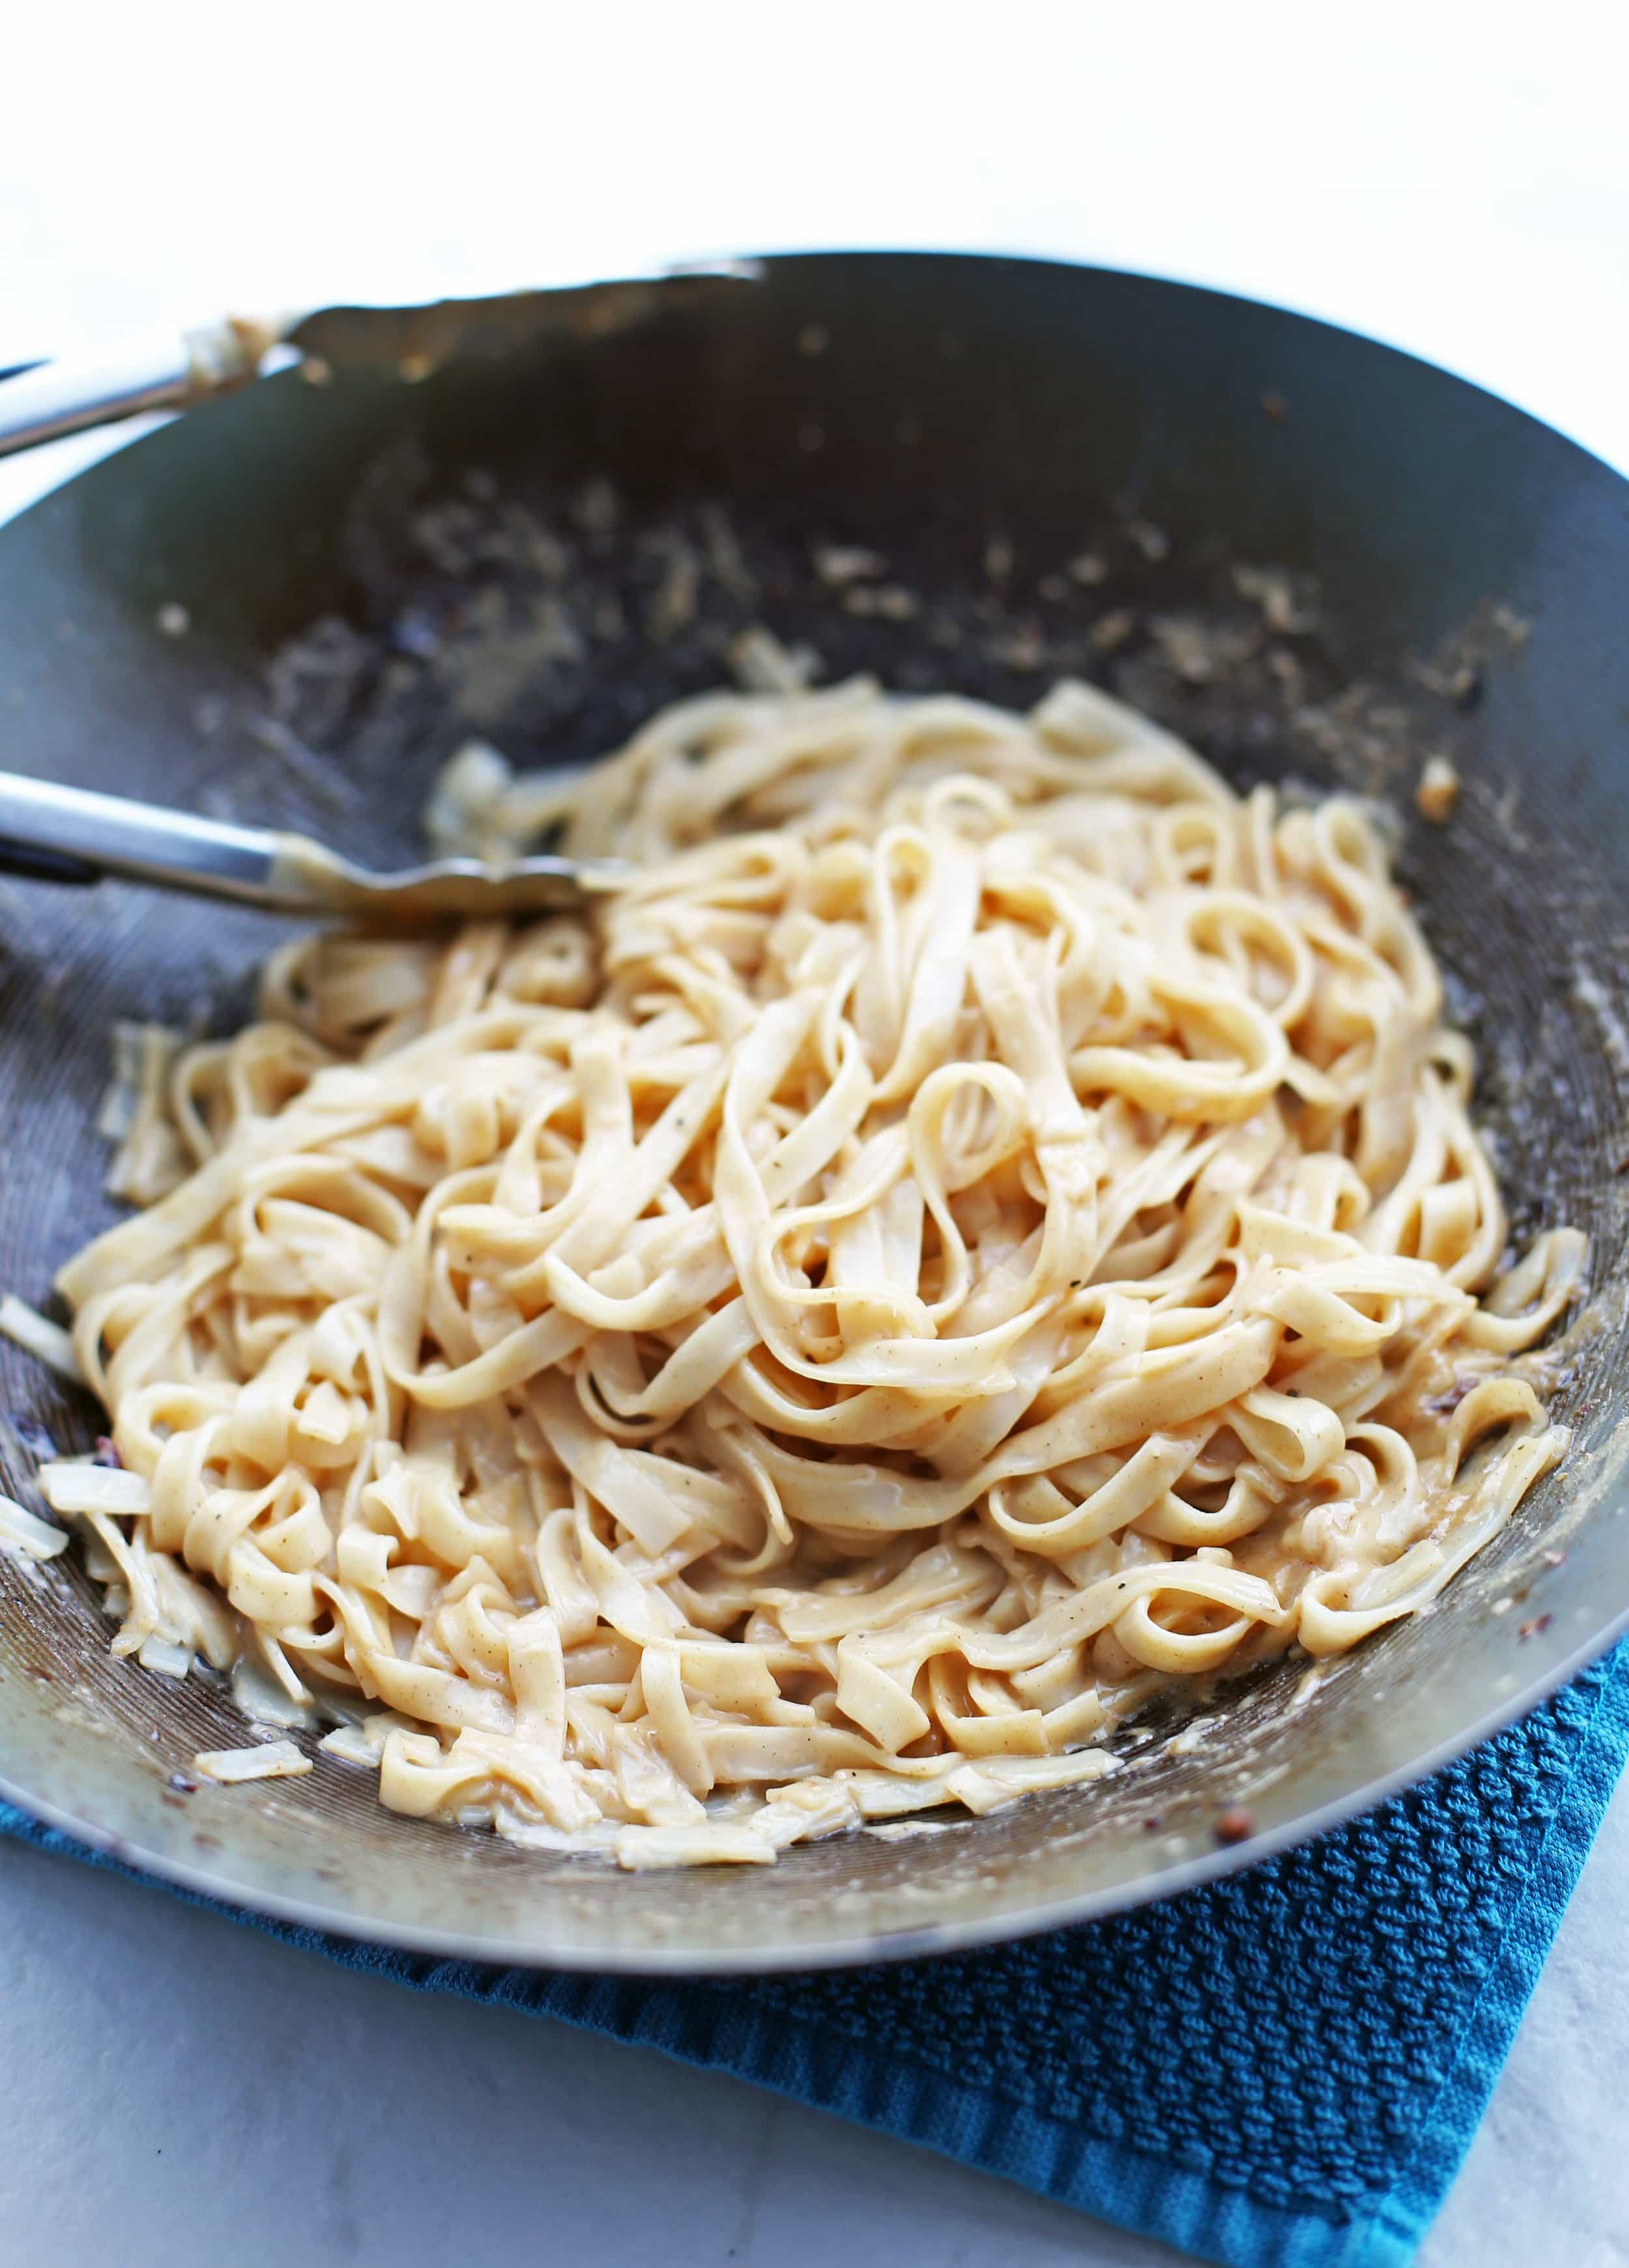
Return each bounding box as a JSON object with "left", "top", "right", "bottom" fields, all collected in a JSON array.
[{"left": 38, "top": 678, "right": 1582, "bottom": 1866}]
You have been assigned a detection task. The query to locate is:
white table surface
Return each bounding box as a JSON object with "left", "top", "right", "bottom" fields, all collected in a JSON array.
[{"left": 4, "top": 13, "right": 1628, "bottom": 2261}]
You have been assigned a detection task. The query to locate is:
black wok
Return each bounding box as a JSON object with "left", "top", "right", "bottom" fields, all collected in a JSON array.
[{"left": 1, "top": 253, "right": 1626, "bottom": 1971}]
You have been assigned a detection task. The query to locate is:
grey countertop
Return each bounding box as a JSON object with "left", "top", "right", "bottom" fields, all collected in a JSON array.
[{"left": 3, "top": 27, "right": 1627, "bottom": 2259}]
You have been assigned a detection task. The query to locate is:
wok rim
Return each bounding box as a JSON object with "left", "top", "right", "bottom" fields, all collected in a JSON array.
[{"left": 5, "top": 1591, "right": 1628, "bottom": 1974}]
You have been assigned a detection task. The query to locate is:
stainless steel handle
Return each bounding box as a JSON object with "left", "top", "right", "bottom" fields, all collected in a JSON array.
[
  {"left": 0, "top": 769, "right": 613, "bottom": 922},
  {"left": 0, "top": 270, "right": 761, "bottom": 462},
  {"left": 0, "top": 315, "right": 291, "bottom": 459},
  {"left": 0, "top": 771, "right": 295, "bottom": 901}
]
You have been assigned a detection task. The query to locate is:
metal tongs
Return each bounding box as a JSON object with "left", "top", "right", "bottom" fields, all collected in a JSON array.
[
  {"left": 0, "top": 268, "right": 762, "bottom": 912},
  {"left": 0, "top": 263, "right": 758, "bottom": 460},
  {"left": 0, "top": 770, "right": 622, "bottom": 921}
]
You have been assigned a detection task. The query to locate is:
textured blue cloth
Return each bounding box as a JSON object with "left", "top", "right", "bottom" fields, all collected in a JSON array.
[{"left": 6, "top": 1640, "right": 1628, "bottom": 2267}]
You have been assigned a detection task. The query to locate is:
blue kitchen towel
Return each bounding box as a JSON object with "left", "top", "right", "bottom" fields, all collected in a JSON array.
[{"left": 5, "top": 1638, "right": 1628, "bottom": 2268}]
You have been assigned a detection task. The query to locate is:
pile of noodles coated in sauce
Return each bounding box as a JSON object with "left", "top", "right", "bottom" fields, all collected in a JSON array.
[{"left": 38, "top": 678, "right": 1583, "bottom": 1867}]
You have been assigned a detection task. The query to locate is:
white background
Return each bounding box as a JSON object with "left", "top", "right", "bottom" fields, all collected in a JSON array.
[{"left": 3, "top": 9, "right": 1628, "bottom": 2263}]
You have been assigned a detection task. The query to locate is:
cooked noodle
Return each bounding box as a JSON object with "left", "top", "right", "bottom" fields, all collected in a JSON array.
[{"left": 41, "top": 677, "right": 1582, "bottom": 1866}]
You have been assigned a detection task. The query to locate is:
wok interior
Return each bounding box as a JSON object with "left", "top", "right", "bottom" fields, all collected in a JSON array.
[{"left": 1, "top": 255, "right": 1627, "bottom": 1968}]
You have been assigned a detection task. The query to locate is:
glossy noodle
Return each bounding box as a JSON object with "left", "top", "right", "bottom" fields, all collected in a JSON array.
[{"left": 40, "top": 678, "right": 1583, "bottom": 1867}]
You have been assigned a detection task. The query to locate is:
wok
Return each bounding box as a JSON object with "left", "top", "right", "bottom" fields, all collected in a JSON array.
[{"left": 1, "top": 252, "right": 1626, "bottom": 1972}]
